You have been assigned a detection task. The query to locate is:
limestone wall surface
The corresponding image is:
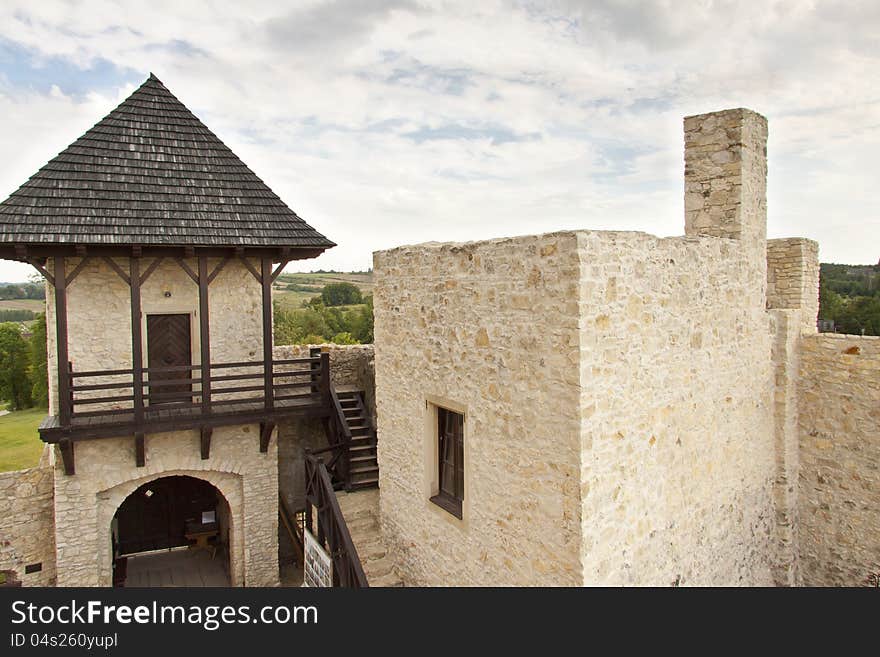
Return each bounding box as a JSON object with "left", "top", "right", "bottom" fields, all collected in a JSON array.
[
  {"left": 51, "top": 425, "right": 279, "bottom": 587},
  {"left": 374, "top": 107, "right": 784, "bottom": 587},
  {"left": 576, "top": 230, "right": 776, "bottom": 585},
  {"left": 766, "top": 238, "right": 820, "bottom": 333},
  {"left": 768, "top": 309, "right": 803, "bottom": 586},
  {"left": 797, "top": 334, "right": 880, "bottom": 586},
  {"left": 374, "top": 233, "right": 585, "bottom": 586},
  {"left": 0, "top": 447, "right": 56, "bottom": 586}
]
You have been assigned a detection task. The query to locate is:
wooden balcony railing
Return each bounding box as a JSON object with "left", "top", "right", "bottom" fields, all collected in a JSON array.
[{"left": 52, "top": 352, "right": 330, "bottom": 433}]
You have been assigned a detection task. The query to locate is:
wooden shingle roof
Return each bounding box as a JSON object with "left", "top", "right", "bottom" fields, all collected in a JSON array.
[{"left": 0, "top": 74, "right": 335, "bottom": 251}]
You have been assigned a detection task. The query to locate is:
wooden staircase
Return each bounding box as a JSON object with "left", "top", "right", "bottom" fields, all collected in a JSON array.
[{"left": 335, "top": 389, "right": 379, "bottom": 491}]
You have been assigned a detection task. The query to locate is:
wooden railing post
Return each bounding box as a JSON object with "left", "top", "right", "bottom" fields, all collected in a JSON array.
[
  {"left": 130, "top": 255, "right": 144, "bottom": 428},
  {"left": 54, "top": 256, "right": 71, "bottom": 427},
  {"left": 67, "top": 361, "right": 74, "bottom": 419},
  {"left": 198, "top": 255, "right": 211, "bottom": 415},
  {"left": 309, "top": 346, "right": 321, "bottom": 395},
  {"left": 304, "top": 453, "right": 314, "bottom": 536},
  {"left": 261, "top": 257, "right": 274, "bottom": 412},
  {"left": 319, "top": 351, "right": 330, "bottom": 403}
]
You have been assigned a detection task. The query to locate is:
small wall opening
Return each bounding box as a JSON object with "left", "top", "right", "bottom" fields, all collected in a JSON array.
[{"left": 111, "top": 475, "right": 231, "bottom": 586}]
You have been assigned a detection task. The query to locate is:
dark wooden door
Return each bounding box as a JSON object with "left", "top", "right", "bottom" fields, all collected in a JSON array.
[{"left": 147, "top": 313, "right": 192, "bottom": 405}]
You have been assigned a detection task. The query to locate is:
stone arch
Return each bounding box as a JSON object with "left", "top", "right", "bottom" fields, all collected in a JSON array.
[{"left": 97, "top": 469, "right": 244, "bottom": 586}]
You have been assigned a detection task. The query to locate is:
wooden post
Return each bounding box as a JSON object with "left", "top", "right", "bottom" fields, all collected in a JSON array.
[
  {"left": 130, "top": 255, "right": 144, "bottom": 428},
  {"left": 198, "top": 255, "right": 211, "bottom": 415},
  {"left": 319, "top": 352, "right": 330, "bottom": 403},
  {"left": 261, "top": 257, "right": 274, "bottom": 411},
  {"left": 54, "top": 256, "right": 71, "bottom": 427},
  {"left": 200, "top": 427, "right": 212, "bottom": 460},
  {"left": 309, "top": 346, "right": 321, "bottom": 395},
  {"left": 135, "top": 433, "right": 145, "bottom": 467},
  {"left": 59, "top": 439, "right": 75, "bottom": 476}
]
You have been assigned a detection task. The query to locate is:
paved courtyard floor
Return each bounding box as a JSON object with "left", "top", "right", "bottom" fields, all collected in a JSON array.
[{"left": 122, "top": 547, "right": 229, "bottom": 587}]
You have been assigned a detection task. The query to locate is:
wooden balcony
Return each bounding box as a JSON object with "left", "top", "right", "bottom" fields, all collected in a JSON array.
[{"left": 39, "top": 351, "right": 332, "bottom": 474}]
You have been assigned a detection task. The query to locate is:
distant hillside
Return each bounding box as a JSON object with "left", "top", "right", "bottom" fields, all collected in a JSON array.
[
  {"left": 274, "top": 271, "right": 373, "bottom": 310},
  {"left": 819, "top": 262, "right": 879, "bottom": 336}
]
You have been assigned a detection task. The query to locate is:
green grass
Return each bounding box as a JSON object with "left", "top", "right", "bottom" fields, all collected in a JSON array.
[{"left": 0, "top": 407, "right": 46, "bottom": 472}]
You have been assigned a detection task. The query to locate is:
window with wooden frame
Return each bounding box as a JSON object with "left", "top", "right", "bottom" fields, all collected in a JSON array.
[{"left": 430, "top": 407, "right": 464, "bottom": 519}]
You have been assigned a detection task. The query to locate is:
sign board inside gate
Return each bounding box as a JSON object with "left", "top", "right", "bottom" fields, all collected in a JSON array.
[{"left": 303, "top": 529, "right": 333, "bottom": 587}]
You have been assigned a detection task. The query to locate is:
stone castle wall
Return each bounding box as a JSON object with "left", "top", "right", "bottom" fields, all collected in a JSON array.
[
  {"left": 576, "top": 230, "right": 776, "bottom": 585},
  {"left": 767, "top": 238, "right": 820, "bottom": 333},
  {"left": 374, "top": 233, "right": 585, "bottom": 586},
  {"left": 768, "top": 309, "right": 804, "bottom": 585},
  {"left": 0, "top": 447, "right": 56, "bottom": 586},
  {"left": 374, "top": 107, "right": 785, "bottom": 587},
  {"left": 797, "top": 333, "right": 880, "bottom": 586}
]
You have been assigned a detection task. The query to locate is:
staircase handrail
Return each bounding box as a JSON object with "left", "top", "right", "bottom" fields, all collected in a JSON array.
[{"left": 304, "top": 452, "right": 369, "bottom": 587}]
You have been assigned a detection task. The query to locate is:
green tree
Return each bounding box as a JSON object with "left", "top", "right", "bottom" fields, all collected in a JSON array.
[
  {"left": 330, "top": 332, "right": 358, "bottom": 345},
  {"left": 0, "top": 323, "right": 33, "bottom": 410},
  {"left": 0, "top": 309, "right": 36, "bottom": 322},
  {"left": 28, "top": 313, "right": 48, "bottom": 407},
  {"left": 350, "top": 295, "right": 374, "bottom": 344},
  {"left": 321, "top": 282, "right": 363, "bottom": 307}
]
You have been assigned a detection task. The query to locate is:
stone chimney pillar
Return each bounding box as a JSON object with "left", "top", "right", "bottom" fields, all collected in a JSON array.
[{"left": 684, "top": 108, "right": 768, "bottom": 250}]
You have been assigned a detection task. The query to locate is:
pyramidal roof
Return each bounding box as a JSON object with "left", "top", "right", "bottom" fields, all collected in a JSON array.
[{"left": 0, "top": 74, "right": 335, "bottom": 251}]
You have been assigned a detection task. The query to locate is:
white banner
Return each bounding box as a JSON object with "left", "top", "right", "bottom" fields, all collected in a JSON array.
[{"left": 303, "top": 529, "right": 333, "bottom": 587}]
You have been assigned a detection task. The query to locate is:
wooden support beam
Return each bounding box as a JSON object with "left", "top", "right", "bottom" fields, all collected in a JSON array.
[
  {"left": 198, "top": 256, "right": 211, "bottom": 416},
  {"left": 66, "top": 257, "right": 91, "bottom": 285},
  {"left": 54, "top": 257, "right": 71, "bottom": 426},
  {"left": 59, "top": 440, "right": 75, "bottom": 475},
  {"left": 28, "top": 259, "right": 55, "bottom": 287},
  {"left": 270, "top": 260, "right": 290, "bottom": 283},
  {"left": 75, "top": 245, "right": 87, "bottom": 258},
  {"left": 260, "top": 422, "right": 275, "bottom": 453},
  {"left": 207, "top": 255, "right": 232, "bottom": 284},
  {"left": 130, "top": 257, "right": 145, "bottom": 429},
  {"left": 239, "top": 255, "right": 261, "bottom": 283},
  {"left": 173, "top": 257, "right": 199, "bottom": 285},
  {"left": 135, "top": 433, "right": 145, "bottom": 467},
  {"left": 139, "top": 256, "right": 164, "bottom": 285},
  {"left": 102, "top": 257, "right": 131, "bottom": 285},
  {"left": 261, "top": 257, "right": 273, "bottom": 412},
  {"left": 200, "top": 427, "right": 212, "bottom": 460}
]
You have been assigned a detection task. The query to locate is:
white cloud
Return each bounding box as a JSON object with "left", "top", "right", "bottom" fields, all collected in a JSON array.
[{"left": 0, "top": 0, "right": 878, "bottom": 282}]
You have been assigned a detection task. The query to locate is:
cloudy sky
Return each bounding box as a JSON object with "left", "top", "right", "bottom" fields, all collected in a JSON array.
[{"left": 0, "top": 0, "right": 877, "bottom": 281}]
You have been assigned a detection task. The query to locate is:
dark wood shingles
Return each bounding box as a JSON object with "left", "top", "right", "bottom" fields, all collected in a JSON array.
[{"left": 0, "top": 74, "right": 335, "bottom": 250}]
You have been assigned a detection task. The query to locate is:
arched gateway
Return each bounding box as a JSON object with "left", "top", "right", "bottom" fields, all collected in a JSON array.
[{"left": 112, "top": 475, "right": 232, "bottom": 587}]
